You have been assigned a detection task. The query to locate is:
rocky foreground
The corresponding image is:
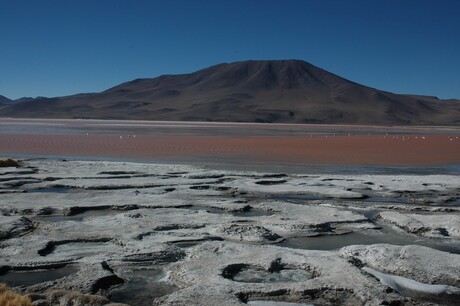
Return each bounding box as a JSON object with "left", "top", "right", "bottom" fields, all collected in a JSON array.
[{"left": 0, "top": 159, "right": 459, "bottom": 305}]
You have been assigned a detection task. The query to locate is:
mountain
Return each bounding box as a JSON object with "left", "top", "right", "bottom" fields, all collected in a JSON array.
[
  {"left": 0, "top": 95, "right": 12, "bottom": 105},
  {"left": 13, "top": 96, "right": 48, "bottom": 103},
  {"left": 1, "top": 60, "right": 459, "bottom": 125}
]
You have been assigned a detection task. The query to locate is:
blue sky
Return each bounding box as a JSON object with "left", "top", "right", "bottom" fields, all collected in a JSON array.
[{"left": 1, "top": 0, "right": 459, "bottom": 99}]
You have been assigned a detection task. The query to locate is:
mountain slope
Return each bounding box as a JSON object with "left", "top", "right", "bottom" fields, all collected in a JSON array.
[
  {"left": 0, "top": 95, "right": 12, "bottom": 105},
  {"left": 1, "top": 60, "right": 459, "bottom": 125}
]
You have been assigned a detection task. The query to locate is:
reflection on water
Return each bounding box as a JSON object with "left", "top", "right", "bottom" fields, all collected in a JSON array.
[
  {"left": 278, "top": 223, "right": 460, "bottom": 254},
  {"left": 172, "top": 241, "right": 202, "bottom": 248},
  {"left": 26, "top": 186, "right": 73, "bottom": 193},
  {"left": 49, "top": 241, "right": 116, "bottom": 257},
  {"left": 186, "top": 206, "right": 273, "bottom": 217},
  {"left": 110, "top": 267, "right": 177, "bottom": 306},
  {"left": 272, "top": 194, "right": 322, "bottom": 202},
  {"left": 0, "top": 265, "right": 78, "bottom": 287},
  {"left": 232, "top": 209, "right": 273, "bottom": 217},
  {"left": 34, "top": 209, "right": 119, "bottom": 222},
  {"left": 275, "top": 192, "right": 460, "bottom": 207}
]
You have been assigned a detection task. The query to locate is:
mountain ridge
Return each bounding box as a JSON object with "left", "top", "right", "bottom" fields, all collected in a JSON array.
[
  {"left": 1, "top": 59, "right": 459, "bottom": 125},
  {"left": 0, "top": 95, "right": 12, "bottom": 105}
]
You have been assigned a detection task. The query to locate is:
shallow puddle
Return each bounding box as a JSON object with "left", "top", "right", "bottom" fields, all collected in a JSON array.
[
  {"left": 49, "top": 241, "right": 117, "bottom": 258},
  {"left": 172, "top": 241, "right": 202, "bottom": 248},
  {"left": 26, "top": 186, "right": 74, "bottom": 193},
  {"left": 187, "top": 206, "right": 272, "bottom": 217},
  {"left": 248, "top": 302, "right": 315, "bottom": 306},
  {"left": 0, "top": 265, "right": 78, "bottom": 287},
  {"left": 233, "top": 267, "right": 312, "bottom": 283},
  {"left": 278, "top": 224, "right": 460, "bottom": 254},
  {"left": 35, "top": 209, "right": 119, "bottom": 222},
  {"left": 232, "top": 209, "right": 273, "bottom": 217},
  {"left": 276, "top": 192, "right": 460, "bottom": 207},
  {"left": 272, "top": 194, "right": 322, "bottom": 202},
  {"left": 110, "top": 267, "right": 178, "bottom": 306},
  {"left": 363, "top": 193, "right": 460, "bottom": 206}
]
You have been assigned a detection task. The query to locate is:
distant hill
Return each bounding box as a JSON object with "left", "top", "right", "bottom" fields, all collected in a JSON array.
[
  {"left": 1, "top": 60, "right": 459, "bottom": 125},
  {"left": 0, "top": 95, "right": 12, "bottom": 105},
  {"left": 13, "top": 96, "right": 48, "bottom": 103}
]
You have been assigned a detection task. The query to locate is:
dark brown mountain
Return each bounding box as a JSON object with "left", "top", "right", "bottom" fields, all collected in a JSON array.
[{"left": 1, "top": 60, "right": 459, "bottom": 125}]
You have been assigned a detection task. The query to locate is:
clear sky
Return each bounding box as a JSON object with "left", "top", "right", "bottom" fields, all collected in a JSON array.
[{"left": 1, "top": 0, "right": 459, "bottom": 100}]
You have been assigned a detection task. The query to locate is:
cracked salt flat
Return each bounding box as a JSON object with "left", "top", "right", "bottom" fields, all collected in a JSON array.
[{"left": 1, "top": 159, "right": 459, "bottom": 306}]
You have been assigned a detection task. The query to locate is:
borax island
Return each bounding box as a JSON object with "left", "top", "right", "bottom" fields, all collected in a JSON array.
[{"left": 0, "top": 60, "right": 459, "bottom": 306}]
